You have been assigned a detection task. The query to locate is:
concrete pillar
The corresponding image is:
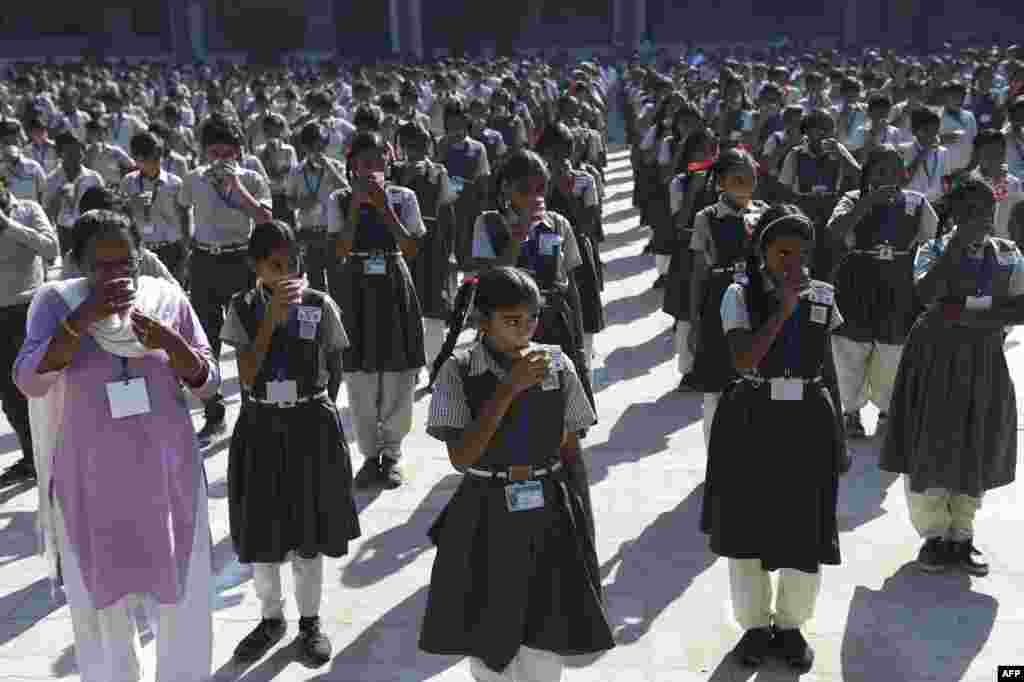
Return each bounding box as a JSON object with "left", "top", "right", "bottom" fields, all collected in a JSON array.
[
  {"left": 305, "top": 0, "right": 336, "bottom": 53},
  {"left": 634, "top": 0, "right": 646, "bottom": 46},
  {"left": 407, "top": 0, "right": 423, "bottom": 59},
  {"left": 186, "top": 0, "right": 207, "bottom": 61},
  {"left": 389, "top": 0, "right": 401, "bottom": 55},
  {"left": 612, "top": 0, "right": 622, "bottom": 45},
  {"left": 842, "top": 0, "right": 857, "bottom": 48}
]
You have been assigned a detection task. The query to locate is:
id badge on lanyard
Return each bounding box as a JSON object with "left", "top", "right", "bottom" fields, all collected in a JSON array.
[
  {"left": 505, "top": 480, "right": 545, "bottom": 511},
  {"left": 364, "top": 256, "right": 387, "bottom": 275},
  {"left": 106, "top": 358, "right": 152, "bottom": 419}
]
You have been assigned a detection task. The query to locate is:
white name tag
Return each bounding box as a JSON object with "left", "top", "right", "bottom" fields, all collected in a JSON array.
[
  {"left": 813, "top": 184, "right": 829, "bottom": 194},
  {"left": 267, "top": 379, "right": 298, "bottom": 403},
  {"left": 770, "top": 378, "right": 804, "bottom": 401},
  {"left": 106, "top": 377, "right": 152, "bottom": 419},
  {"left": 364, "top": 256, "right": 387, "bottom": 275},
  {"left": 449, "top": 176, "right": 466, "bottom": 195},
  {"left": 811, "top": 287, "right": 835, "bottom": 305},
  {"left": 539, "top": 233, "right": 562, "bottom": 255},
  {"left": 965, "top": 295, "right": 993, "bottom": 310},
  {"left": 142, "top": 222, "right": 156, "bottom": 235},
  {"left": 980, "top": 114, "right": 992, "bottom": 124},
  {"left": 810, "top": 304, "right": 828, "bottom": 324},
  {"left": 573, "top": 176, "right": 589, "bottom": 193},
  {"left": 505, "top": 481, "right": 545, "bottom": 511},
  {"left": 297, "top": 306, "right": 322, "bottom": 323}
]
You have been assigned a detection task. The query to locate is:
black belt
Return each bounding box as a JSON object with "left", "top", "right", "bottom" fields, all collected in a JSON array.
[
  {"left": 193, "top": 241, "right": 248, "bottom": 255},
  {"left": 298, "top": 224, "right": 329, "bottom": 234},
  {"left": 244, "top": 389, "right": 328, "bottom": 408},
  {"left": 147, "top": 240, "right": 183, "bottom": 250},
  {"left": 710, "top": 263, "right": 746, "bottom": 275},
  {"left": 349, "top": 250, "right": 402, "bottom": 257},
  {"left": 464, "top": 459, "right": 563, "bottom": 481},
  {"left": 738, "top": 375, "right": 824, "bottom": 387}
]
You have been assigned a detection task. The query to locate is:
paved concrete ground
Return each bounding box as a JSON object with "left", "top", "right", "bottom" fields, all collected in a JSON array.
[{"left": 0, "top": 148, "right": 1023, "bottom": 681}]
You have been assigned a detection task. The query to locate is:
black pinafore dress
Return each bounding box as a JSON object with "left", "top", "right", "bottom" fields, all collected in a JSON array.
[
  {"left": 793, "top": 149, "right": 844, "bottom": 283},
  {"left": 481, "top": 211, "right": 595, "bottom": 410},
  {"left": 545, "top": 177, "right": 606, "bottom": 334},
  {"left": 331, "top": 189, "right": 426, "bottom": 373},
  {"left": 419, "top": 347, "right": 614, "bottom": 672},
  {"left": 832, "top": 191, "right": 922, "bottom": 345},
  {"left": 701, "top": 281, "right": 843, "bottom": 573},
  {"left": 663, "top": 170, "right": 717, "bottom": 322},
  {"left": 442, "top": 142, "right": 486, "bottom": 269},
  {"left": 227, "top": 287, "right": 361, "bottom": 563},
  {"left": 647, "top": 138, "right": 676, "bottom": 256},
  {"left": 689, "top": 208, "right": 756, "bottom": 392},
  {"left": 397, "top": 161, "right": 458, "bottom": 322}
]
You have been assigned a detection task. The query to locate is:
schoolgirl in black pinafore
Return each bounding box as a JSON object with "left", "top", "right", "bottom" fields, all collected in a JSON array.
[
  {"left": 439, "top": 100, "right": 488, "bottom": 269},
  {"left": 537, "top": 124, "right": 606, "bottom": 337},
  {"left": 832, "top": 155, "right": 926, "bottom": 349},
  {"left": 394, "top": 122, "right": 458, "bottom": 326},
  {"left": 663, "top": 128, "right": 719, "bottom": 325},
  {"left": 330, "top": 184, "right": 425, "bottom": 374},
  {"left": 228, "top": 283, "right": 361, "bottom": 562},
  {"left": 420, "top": 272, "right": 613, "bottom": 674}
]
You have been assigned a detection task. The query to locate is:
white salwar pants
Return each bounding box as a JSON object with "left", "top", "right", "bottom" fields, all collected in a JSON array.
[
  {"left": 470, "top": 646, "right": 564, "bottom": 682},
  {"left": 423, "top": 317, "right": 448, "bottom": 371},
  {"left": 253, "top": 554, "right": 324, "bottom": 619},
  {"left": 674, "top": 321, "right": 694, "bottom": 376},
  {"left": 345, "top": 369, "right": 419, "bottom": 460},
  {"left": 729, "top": 559, "right": 822, "bottom": 631},
  {"left": 655, "top": 254, "right": 671, "bottom": 276},
  {"left": 56, "top": 491, "right": 213, "bottom": 682},
  {"left": 904, "top": 477, "right": 983, "bottom": 542},
  {"left": 831, "top": 336, "right": 903, "bottom": 414}
]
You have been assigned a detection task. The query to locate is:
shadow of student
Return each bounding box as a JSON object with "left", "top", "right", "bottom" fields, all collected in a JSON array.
[
  {"left": 585, "top": 390, "right": 702, "bottom": 487},
  {"left": 340, "top": 474, "right": 461, "bottom": 589},
  {"left": 836, "top": 440, "right": 899, "bottom": 533},
  {"left": 598, "top": 325, "right": 675, "bottom": 392},
  {"left": 840, "top": 563, "right": 997, "bottom": 681},
  {"left": 567, "top": 483, "right": 716, "bottom": 668},
  {"left": 311, "top": 586, "right": 462, "bottom": 682},
  {"left": 602, "top": 251, "right": 655, "bottom": 284}
]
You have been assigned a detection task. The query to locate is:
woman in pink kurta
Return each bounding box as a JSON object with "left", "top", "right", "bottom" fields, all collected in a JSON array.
[{"left": 15, "top": 209, "right": 220, "bottom": 682}]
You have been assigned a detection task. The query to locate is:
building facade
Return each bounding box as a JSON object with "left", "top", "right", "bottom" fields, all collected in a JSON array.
[{"left": 0, "top": 0, "right": 1010, "bottom": 63}]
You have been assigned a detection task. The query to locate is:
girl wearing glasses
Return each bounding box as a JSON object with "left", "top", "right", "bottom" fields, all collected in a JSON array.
[{"left": 421, "top": 265, "right": 613, "bottom": 682}]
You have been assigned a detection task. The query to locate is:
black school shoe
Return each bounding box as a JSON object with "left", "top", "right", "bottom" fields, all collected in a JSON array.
[
  {"left": 773, "top": 627, "right": 814, "bottom": 671},
  {"left": 354, "top": 456, "right": 383, "bottom": 490},
  {"left": 652, "top": 275, "right": 667, "bottom": 290},
  {"left": 917, "top": 537, "right": 950, "bottom": 573},
  {"left": 0, "top": 458, "right": 36, "bottom": 485},
  {"left": 949, "top": 539, "right": 989, "bottom": 576},
  {"left": 732, "top": 627, "right": 773, "bottom": 666},
  {"left": 234, "top": 618, "right": 286, "bottom": 663},
  {"left": 297, "top": 616, "right": 332, "bottom": 666},
  {"left": 379, "top": 453, "right": 404, "bottom": 489}
]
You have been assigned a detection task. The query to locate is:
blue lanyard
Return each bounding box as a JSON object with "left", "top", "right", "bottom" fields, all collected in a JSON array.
[
  {"left": 303, "top": 165, "right": 323, "bottom": 197},
  {"left": 961, "top": 244, "right": 996, "bottom": 296},
  {"left": 259, "top": 287, "right": 291, "bottom": 379},
  {"left": 780, "top": 302, "right": 802, "bottom": 376},
  {"left": 917, "top": 144, "right": 938, "bottom": 181}
]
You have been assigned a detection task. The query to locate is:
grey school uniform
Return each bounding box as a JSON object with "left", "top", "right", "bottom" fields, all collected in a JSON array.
[
  {"left": 2, "top": 156, "right": 46, "bottom": 203},
  {"left": 43, "top": 166, "right": 105, "bottom": 252},
  {"left": 285, "top": 157, "right": 348, "bottom": 292},
  {"left": 119, "top": 169, "right": 188, "bottom": 278},
  {"left": 179, "top": 164, "right": 271, "bottom": 416}
]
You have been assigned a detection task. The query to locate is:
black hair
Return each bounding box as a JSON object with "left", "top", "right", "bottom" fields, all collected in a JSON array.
[
  {"left": 910, "top": 107, "right": 941, "bottom": 133},
  {"left": 55, "top": 131, "right": 82, "bottom": 152},
  {"left": 70, "top": 208, "right": 141, "bottom": 266},
  {"left": 494, "top": 150, "right": 550, "bottom": 210},
  {"left": 130, "top": 131, "right": 162, "bottom": 160},
  {"left": 713, "top": 147, "right": 757, "bottom": 180},
  {"left": 534, "top": 122, "right": 575, "bottom": 158},
  {"left": 396, "top": 120, "right": 431, "bottom": 148},
  {"left": 352, "top": 104, "right": 383, "bottom": 131},
  {"left": 248, "top": 219, "right": 299, "bottom": 263},
  {"left": 858, "top": 144, "right": 904, "bottom": 196},
  {"left": 800, "top": 108, "right": 836, "bottom": 135},
  {"left": 948, "top": 175, "right": 996, "bottom": 207},
  {"left": 866, "top": 92, "right": 892, "bottom": 111},
  {"left": 429, "top": 266, "right": 542, "bottom": 386},
  {"left": 201, "top": 113, "right": 244, "bottom": 148},
  {"left": 942, "top": 79, "right": 968, "bottom": 96},
  {"left": 740, "top": 204, "right": 814, "bottom": 315},
  {"left": 298, "top": 121, "right": 328, "bottom": 150},
  {"left": 443, "top": 98, "right": 468, "bottom": 128}
]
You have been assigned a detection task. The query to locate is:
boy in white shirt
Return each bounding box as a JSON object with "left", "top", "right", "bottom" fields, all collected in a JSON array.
[{"left": 898, "top": 108, "right": 954, "bottom": 205}]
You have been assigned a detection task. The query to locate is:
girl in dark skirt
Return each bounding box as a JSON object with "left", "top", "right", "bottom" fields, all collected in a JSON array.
[
  {"left": 664, "top": 127, "right": 719, "bottom": 391},
  {"left": 701, "top": 206, "right": 845, "bottom": 673},
  {"left": 535, "top": 122, "right": 606, "bottom": 369},
  {"left": 421, "top": 266, "right": 613, "bottom": 681},
  {"left": 826, "top": 146, "right": 938, "bottom": 438},
  {"left": 688, "top": 148, "right": 770, "bottom": 447},
  {"left": 778, "top": 109, "right": 862, "bottom": 282},
  {"left": 394, "top": 120, "right": 458, "bottom": 373},
  {"left": 328, "top": 131, "right": 426, "bottom": 491},
  {"left": 881, "top": 177, "right": 1024, "bottom": 576},
  {"left": 222, "top": 221, "right": 360, "bottom": 667},
  {"left": 438, "top": 99, "right": 491, "bottom": 270}
]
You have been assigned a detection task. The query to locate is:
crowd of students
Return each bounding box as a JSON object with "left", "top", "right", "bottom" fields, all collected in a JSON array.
[{"left": 0, "top": 40, "right": 1019, "bottom": 680}]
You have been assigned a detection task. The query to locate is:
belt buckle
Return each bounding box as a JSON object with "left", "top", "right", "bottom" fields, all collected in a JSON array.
[
  {"left": 207, "top": 244, "right": 222, "bottom": 255},
  {"left": 877, "top": 245, "right": 894, "bottom": 261},
  {"left": 279, "top": 400, "right": 296, "bottom": 409},
  {"left": 508, "top": 465, "right": 531, "bottom": 482}
]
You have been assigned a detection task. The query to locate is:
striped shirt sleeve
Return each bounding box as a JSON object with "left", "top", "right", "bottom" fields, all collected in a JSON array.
[{"left": 426, "top": 357, "right": 472, "bottom": 442}]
